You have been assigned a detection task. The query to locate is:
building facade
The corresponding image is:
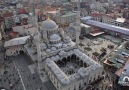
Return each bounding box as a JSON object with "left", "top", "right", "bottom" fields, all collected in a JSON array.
[
  {"left": 13, "top": 24, "right": 38, "bottom": 36},
  {"left": 54, "top": 12, "right": 77, "bottom": 26}
]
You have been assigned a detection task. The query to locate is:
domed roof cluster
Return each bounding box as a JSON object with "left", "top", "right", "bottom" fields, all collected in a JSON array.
[{"left": 41, "top": 19, "right": 58, "bottom": 30}]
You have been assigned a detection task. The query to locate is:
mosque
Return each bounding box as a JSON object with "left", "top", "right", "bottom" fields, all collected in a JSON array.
[
  {"left": 23, "top": 18, "right": 103, "bottom": 90},
  {"left": 4, "top": 2, "right": 103, "bottom": 90}
]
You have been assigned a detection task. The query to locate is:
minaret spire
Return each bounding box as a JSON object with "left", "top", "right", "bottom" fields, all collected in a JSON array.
[
  {"left": 76, "top": 0, "right": 81, "bottom": 47},
  {"left": 32, "top": 2, "right": 35, "bottom": 17},
  {"left": 77, "top": 0, "right": 81, "bottom": 25},
  {"left": 30, "top": 0, "right": 36, "bottom": 17}
]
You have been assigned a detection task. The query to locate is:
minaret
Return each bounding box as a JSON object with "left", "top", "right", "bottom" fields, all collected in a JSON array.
[
  {"left": 32, "top": 2, "right": 35, "bottom": 17},
  {"left": 35, "top": 34, "right": 41, "bottom": 62},
  {"left": 76, "top": 0, "right": 81, "bottom": 47},
  {"left": 35, "top": 34, "right": 42, "bottom": 73},
  {"left": 30, "top": 0, "right": 38, "bottom": 27}
]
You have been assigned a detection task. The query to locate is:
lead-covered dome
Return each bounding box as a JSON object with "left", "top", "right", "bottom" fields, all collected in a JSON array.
[
  {"left": 41, "top": 19, "right": 58, "bottom": 30},
  {"left": 49, "top": 34, "right": 61, "bottom": 41}
]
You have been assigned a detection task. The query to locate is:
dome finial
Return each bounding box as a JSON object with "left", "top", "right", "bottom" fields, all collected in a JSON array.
[{"left": 47, "top": 15, "right": 50, "bottom": 20}]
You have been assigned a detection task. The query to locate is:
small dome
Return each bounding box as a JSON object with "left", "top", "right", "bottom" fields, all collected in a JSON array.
[
  {"left": 123, "top": 76, "right": 129, "bottom": 82},
  {"left": 41, "top": 19, "right": 58, "bottom": 30},
  {"left": 51, "top": 47, "right": 57, "bottom": 51},
  {"left": 49, "top": 34, "right": 61, "bottom": 41},
  {"left": 46, "top": 49, "right": 51, "bottom": 53}
]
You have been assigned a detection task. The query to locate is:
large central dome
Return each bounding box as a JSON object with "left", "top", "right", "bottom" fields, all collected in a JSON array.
[{"left": 41, "top": 19, "right": 58, "bottom": 30}]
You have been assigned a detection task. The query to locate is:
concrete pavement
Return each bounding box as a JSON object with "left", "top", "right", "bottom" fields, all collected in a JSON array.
[{"left": 10, "top": 54, "right": 56, "bottom": 90}]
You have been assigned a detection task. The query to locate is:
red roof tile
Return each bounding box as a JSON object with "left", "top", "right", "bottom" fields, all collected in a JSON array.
[
  {"left": 91, "top": 13, "right": 103, "bottom": 17},
  {"left": 18, "top": 8, "right": 27, "bottom": 14},
  {"left": 3, "top": 12, "right": 14, "bottom": 17},
  {"left": 10, "top": 31, "right": 19, "bottom": 38},
  {"left": 0, "top": 16, "right": 4, "bottom": 22}
]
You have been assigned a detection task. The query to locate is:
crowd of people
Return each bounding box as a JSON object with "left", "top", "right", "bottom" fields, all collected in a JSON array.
[
  {"left": 0, "top": 60, "right": 24, "bottom": 90},
  {"left": 0, "top": 54, "right": 44, "bottom": 90}
]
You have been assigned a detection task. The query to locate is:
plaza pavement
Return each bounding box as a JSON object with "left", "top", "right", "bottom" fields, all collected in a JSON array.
[
  {"left": 10, "top": 54, "right": 57, "bottom": 90},
  {"left": 79, "top": 35, "right": 122, "bottom": 62},
  {"left": 0, "top": 52, "right": 56, "bottom": 90}
]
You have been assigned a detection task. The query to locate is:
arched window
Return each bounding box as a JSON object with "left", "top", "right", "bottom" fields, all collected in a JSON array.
[
  {"left": 89, "top": 80, "right": 91, "bottom": 83},
  {"left": 94, "top": 78, "right": 95, "bottom": 80},
  {"left": 79, "top": 84, "right": 81, "bottom": 89},
  {"left": 74, "top": 84, "right": 76, "bottom": 90}
]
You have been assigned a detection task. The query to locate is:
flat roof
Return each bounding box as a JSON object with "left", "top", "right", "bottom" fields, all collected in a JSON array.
[
  {"left": 81, "top": 23, "right": 91, "bottom": 28},
  {"left": 4, "top": 36, "right": 30, "bottom": 47},
  {"left": 103, "top": 41, "right": 129, "bottom": 77},
  {"left": 61, "top": 12, "right": 76, "bottom": 17},
  {"left": 116, "top": 59, "right": 129, "bottom": 77},
  {"left": 90, "top": 30, "right": 104, "bottom": 37},
  {"left": 82, "top": 17, "right": 129, "bottom": 35},
  {"left": 116, "top": 18, "right": 125, "bottom": 23},
  {"left": 118, "top": 64, "right": 129, "bottom": 86}
]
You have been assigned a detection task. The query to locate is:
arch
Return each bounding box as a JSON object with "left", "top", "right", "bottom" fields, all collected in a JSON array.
[
  {"left": 76, "top": 57, "right": 79, "bottom": 63},
  {"left": 89, "top": 80, "right": 91, "bottom": 84},
  {"left": 94, "top": 78, "right": 95, "bottom": 80},
  {"left": 84, "top": 63, "right": 87, "bottom": 67},
  {"left": 102, "top": 71, "right": 104, "bottom": 75},
  {"left": 71, "top": 54, "right": 76, "bottom": 62},
  {"left": 98, "top": 75, "right": 100, "bottom": 79},
  {"left": 79, "top": 60, "right": 83, "bottom": 67},
  {"left": 67, "top": 56, "right": 70, "bottom": 62},
  {"left": 79, "top": 83, "right": 81, "bottom": 89},
  {"left": 62, "top": 57, "right": 67, "bottom": 65},
  {"left": 71, "top": 54, "right": 76, "bottom": 60},
  {"left": 20, "top": 50, "right": 24, "bottom": 54},
  {"left": 57, "top": 60, "right": 61, "bottom": 65}
]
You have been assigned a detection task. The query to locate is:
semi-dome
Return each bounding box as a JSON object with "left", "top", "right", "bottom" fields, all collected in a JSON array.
[
  {"left": 49, "top": 34, "right": 61, "bottom": 41},
  {"left": 41, "top": 19, "right": 58, "bottom": 30}
]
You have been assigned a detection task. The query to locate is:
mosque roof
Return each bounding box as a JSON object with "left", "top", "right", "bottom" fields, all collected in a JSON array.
[
  {"left": 49, "top": 34, "right": 61, "bottom": 41},
  {"left": 41, "top": 19, "right": 58, "bottom": 30},
  {"left": 45, "top": 49, "right": 102, "bottom": 86}
]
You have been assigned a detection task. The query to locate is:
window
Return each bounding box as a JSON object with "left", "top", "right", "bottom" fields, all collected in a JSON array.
[
  {"left": 94, "top": 78, "right": 95, "bottom": 80},
  {"left": 89, "top": 80, "right": 91, "bottom": 83},
  {"left": 79, "top": 84, "right": 81, "bottom": 89},
  {"left": 28, "top": 31, "right": 30, "bottom": 34}
]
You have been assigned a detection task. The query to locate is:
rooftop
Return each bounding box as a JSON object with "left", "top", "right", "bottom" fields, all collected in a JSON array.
[
  {"left": 4, "top": 36, "right": 30, "bottom": 47},
  {"left": 61, "top": 12, "right": 76, "bottom": 18},
  {"left": 45, "top": 49, "right": 102, "bottom": 86},
  {"left": 2, "top": 12, "right": 14, "bottom": 17},
  {"left": 116, "top": 18, "right": 125, "bottom": 23},
  {"left": 104, "top": 41, "right": 129, "bottom": 78},
  {"left": 41, "top": 19, "right": 58, "bottom": 30},
  {"left": 82, "top": 18, "right": 129, "bottom": 35},
  {"left": 118, "top": 64, "right": 129, "bottom": 86}
]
